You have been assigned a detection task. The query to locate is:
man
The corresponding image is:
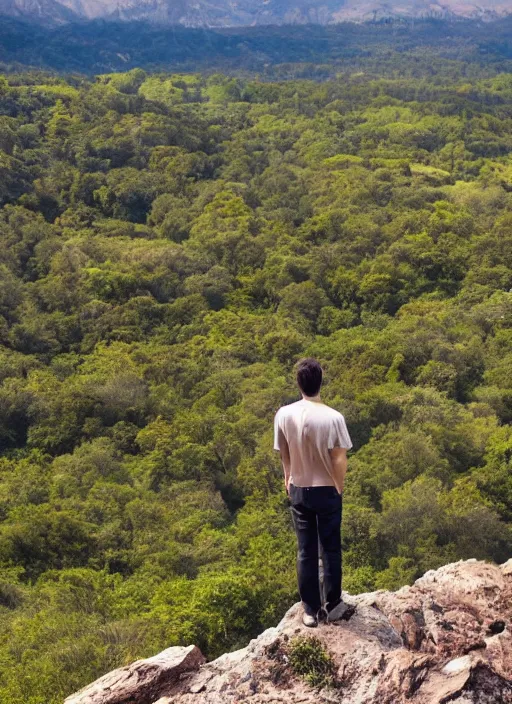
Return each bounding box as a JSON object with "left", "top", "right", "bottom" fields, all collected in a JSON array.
[{"left": 274, "top": 357, "right": 354, "bottom": 628}]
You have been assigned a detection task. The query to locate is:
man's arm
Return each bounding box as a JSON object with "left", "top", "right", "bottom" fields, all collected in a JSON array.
[
  {"left": 328, "top": 413, "right": 352, "bottom": 494},
  {"left": 329, "top": 447, "right": 348, "bottom": 494},
  {"left": 279, "top": 439, "right": 292, "bottom": 494},
  {"left": 274, "top": 409, "right": 291, "bottom": 494}
]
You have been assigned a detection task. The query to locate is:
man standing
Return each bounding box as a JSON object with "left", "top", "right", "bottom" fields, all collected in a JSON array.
[{"left": 274, "top": 358, "right": 354, "bottom": 627}]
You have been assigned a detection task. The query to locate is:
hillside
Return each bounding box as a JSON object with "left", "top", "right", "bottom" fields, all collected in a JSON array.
[
  {"left": 1, "top": 17, "right": 512, "bottom": 74},
  {"left": 0, "top": 66, "right": 511, "bottom": 704}
]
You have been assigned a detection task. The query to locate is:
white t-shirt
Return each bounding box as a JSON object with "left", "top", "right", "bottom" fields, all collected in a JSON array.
[{"left": 273, "top": 399, "right": 352, "bottom": 487}]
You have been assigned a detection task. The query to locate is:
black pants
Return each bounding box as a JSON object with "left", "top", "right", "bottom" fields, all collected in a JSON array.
[{"left": 289, "top": 483, "right": 342, "bottom": 616}]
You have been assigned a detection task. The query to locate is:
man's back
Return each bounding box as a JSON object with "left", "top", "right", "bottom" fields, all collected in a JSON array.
[{"left": 274, "top": 398, "right": 352, "bottom": 488}]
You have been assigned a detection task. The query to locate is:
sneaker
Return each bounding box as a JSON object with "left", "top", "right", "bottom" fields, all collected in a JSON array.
[
  {"left": 326, "top": 600, "right": 356, "bottom": 623},
  {"left": 317, "top": 606, "right": 328, "bottom": 624},
  {"left": 302, "top": 612, "right": 318, "bottom": 628}
]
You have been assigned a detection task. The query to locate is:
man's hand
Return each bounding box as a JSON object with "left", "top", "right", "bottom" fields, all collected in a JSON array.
[{"left": 284, "top": 475, "right": 291, "bottom": 495}]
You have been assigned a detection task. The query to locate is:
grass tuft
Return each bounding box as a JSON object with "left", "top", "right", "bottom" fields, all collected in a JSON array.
[{"left": 287, "top": 635, "right": 338, "bottom": 690}]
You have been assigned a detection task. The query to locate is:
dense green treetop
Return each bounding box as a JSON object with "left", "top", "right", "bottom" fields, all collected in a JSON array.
[{"left": 0, "top": 65, "right": 511, "bottom": 703}]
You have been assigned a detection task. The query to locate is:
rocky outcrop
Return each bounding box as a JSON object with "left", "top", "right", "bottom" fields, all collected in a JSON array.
[
  {"left": 64, "top": 645, "right": 205, "bottom": 704},
  {"left": 66, "top": 558, "right": 512, "bottom": 704}
]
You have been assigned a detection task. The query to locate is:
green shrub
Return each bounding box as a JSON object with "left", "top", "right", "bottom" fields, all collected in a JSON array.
[{"left": 287, "top": 635, "right": 337, "bottom": 690}]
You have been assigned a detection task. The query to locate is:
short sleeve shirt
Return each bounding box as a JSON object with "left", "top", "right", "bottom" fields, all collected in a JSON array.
[{"left": 273, "top": 399, "right": 352, "bottom": 487}]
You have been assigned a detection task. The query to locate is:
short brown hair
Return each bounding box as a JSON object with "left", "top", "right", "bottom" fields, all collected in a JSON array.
[{"left": 296, "top": 357, "right": 322, "bottom": 396}]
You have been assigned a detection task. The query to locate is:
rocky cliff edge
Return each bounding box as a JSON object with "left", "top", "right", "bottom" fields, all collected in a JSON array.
[{"left": 65, "top": 558, "right": 512, "bottom": 704}]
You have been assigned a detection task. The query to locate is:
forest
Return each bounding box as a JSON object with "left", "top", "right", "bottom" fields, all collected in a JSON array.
[
  {"left": 1, "top": 16, "right": 512, "bottom": 75},
  {"left": 0, "top": 61, "right": 511, "bottom": 703}
]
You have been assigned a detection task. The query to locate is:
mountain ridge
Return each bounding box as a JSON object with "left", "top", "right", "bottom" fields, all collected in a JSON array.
[{"left": 2, "top": 0, "right": 512, "bottom": 27}]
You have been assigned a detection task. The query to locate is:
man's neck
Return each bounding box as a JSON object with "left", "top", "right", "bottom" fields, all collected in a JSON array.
[{"left": 302, "top": 393, "right": 322, "bottom": 403}]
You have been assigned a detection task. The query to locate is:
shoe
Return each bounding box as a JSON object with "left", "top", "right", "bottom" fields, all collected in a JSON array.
[
  {"left": 317, "top": 606, "right": 328, "bottom": 623},
  {"left": 302, "top": 612, "right": 318, "bottom": 627},
  {"left": 326, "top": 600, "right": 356, "bottom": 623}
]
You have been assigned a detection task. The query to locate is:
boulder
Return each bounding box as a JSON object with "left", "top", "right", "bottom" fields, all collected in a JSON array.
[{"left": 64, "top": 645, "right": 204, "bottom": 704}]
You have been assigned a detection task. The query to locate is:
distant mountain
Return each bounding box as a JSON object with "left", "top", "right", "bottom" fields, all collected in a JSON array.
[
  {"left": 0, "top": 0, "right": 76, "bottom": 23},
  {"left": 2, "top": 0, "right": 512, "bottom": 26}
]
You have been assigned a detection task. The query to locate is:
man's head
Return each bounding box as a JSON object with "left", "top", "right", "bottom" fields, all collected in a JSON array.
[{"left": 296, "top": 357, "right": 323, "bottom": 397}]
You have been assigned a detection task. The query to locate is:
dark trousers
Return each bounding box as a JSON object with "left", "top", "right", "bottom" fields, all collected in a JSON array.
[{"left": 289, "top": 483, "right": 342, "bottom": 616}]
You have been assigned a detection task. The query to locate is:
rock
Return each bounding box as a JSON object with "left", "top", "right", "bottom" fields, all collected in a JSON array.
[
  {"left": 65, "top": 559, "right": 512, "bottom": 704},
  {"left": 64, "top": 645, "right": 204, "bottom": 704}
]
